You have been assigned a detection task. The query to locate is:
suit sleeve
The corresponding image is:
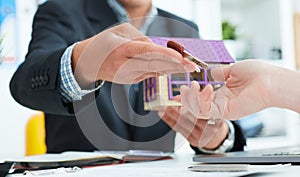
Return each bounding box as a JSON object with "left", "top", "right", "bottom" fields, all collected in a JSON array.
[
  {"left": 9, "top": 1, "right": 88, "bottom": 115},
  {"left": 230, "top": 121, "right": 247, "bottom": 151}
]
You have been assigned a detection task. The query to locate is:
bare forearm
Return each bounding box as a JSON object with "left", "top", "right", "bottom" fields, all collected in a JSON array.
[{"left": 270, "top": 66, "right": 300, "bottom": 113}]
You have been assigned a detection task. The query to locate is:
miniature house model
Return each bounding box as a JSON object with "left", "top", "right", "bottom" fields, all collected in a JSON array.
[{"left": 144, "top": 37, "right": 235, "bottom": 110}]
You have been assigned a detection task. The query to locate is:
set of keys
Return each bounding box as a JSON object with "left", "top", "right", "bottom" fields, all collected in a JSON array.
[{"left": 167, "top": 40, "right": 209, "bottom": 72}]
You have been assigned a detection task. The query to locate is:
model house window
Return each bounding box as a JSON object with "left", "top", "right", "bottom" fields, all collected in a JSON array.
[
  {"left": 144, "top": 77, "right": 157, "bottom": 102},
  {"left": 168, "top": 68, "right": 222, "bottom": 100}
]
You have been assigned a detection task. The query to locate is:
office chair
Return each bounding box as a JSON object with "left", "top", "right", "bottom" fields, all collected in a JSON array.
[{"left": 25, "top": 112, "right": 47, "bottom": 156}]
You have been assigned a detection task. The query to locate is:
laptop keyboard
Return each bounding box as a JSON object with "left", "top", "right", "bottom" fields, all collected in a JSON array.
[{"left": 262, "top": 151, "right": 300, "bottom": 156}]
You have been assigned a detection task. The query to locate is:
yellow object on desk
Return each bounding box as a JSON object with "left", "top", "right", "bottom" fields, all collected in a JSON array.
[{"left": 25, "top": 112, "right": 47, "bottom": 156}]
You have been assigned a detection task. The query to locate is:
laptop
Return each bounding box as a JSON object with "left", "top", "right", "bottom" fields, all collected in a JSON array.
[{"left": 193, "top": 146, "right": 300, "bottom": 164}]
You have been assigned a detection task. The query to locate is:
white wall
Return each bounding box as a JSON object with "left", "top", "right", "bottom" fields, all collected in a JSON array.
[
  {"left": 222, "top": 0, "right": 281, "bottom": 59},
  {"left": 0, "top": 66, "right": 35, "bottom": 158},
  {"left": 15, "top": 0, "right": 37, "bottom": 62},
  {"left": 153, "top": 0, "right": 222, "bottom": 39},
  {"left": 293, "top": 0, "right": 300, "bottom": 12},
  {"left": 193, "top": 0, "right": 222, "bottom": 40},
  {"left": 0, "top": 0, "right": 37, "bottom": 158}
]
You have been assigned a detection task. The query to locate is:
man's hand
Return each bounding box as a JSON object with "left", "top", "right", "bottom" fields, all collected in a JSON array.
[
  {"left": 157, "top": 105, "right": 229, "bottom": 150},
  {"left": 71, "top": 23, "right": 197, "bottom": 87}
]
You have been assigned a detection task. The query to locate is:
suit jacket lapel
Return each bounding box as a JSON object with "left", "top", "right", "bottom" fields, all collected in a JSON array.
[
  {"left": 85, "top": 0, "right": 119, "bottom": 32},
  {"left": 148, "top": 9, "right": 199, "bottom": 38}
]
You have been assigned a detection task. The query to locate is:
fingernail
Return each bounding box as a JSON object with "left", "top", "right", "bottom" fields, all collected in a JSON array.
[{"left": 202, "top": 85, "right": 209, "bottom": 92}]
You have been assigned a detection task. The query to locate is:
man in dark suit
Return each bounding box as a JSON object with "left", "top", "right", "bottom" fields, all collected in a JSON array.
[{"left": 10, "top": 0, "right": 246, "bottom": 153}]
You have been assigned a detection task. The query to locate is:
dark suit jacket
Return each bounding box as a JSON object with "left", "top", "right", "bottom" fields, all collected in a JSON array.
[{"left": 10, "top": 0, "right": 246, "bottom": 153}]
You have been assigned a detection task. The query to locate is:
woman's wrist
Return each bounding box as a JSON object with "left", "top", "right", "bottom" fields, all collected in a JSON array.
[{"left": 269, "top": 66, "right": 300, "bottom": 112}]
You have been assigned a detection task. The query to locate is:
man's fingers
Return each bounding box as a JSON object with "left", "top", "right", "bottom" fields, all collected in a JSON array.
[
  {"left": 189, "top": 82, "right": 205, "bottom": 117},
  {"left": 113, "top": 23, "right": 146, "bottom": 40},
  {"left": 180, "top": 85, "right": 196, "bottom": 115},
  {"left": 132, "top": 36, "right": 153, "bottom": 43},
  {"left": 124, "top": 41, "right": 196, "bottom": 68},
  {"left": 173, "top": 95, "right": 181, "bottom": 102},
  {"left": 159, "top": 107, "right": 179, "bottom": 128},
  {"left": 197, "top": 119, "right": 223, "bottom": 147},
  {"left": 180, "top": 82, "right": 213, "bottom": 119},
  {"left": 199, "top": 84, "right": 214, "bottom": 102},
  {"left": 122, "top": 58, "right": 196, "bottom": 73}
]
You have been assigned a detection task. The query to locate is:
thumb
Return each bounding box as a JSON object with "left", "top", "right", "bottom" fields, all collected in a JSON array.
[{"left": 210, "top": 65, "right": 231, "bottom": 82}]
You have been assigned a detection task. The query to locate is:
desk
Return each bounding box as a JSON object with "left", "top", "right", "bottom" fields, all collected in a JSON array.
[{"left": 6, "top": 152, "right": 300, "bottom": 177}]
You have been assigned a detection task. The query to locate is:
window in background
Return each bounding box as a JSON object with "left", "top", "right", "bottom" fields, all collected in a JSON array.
[
  {"left": 153, "top": 0, "right": 222, "bottom": 39},
  {"left": 0, "top": 0, "right": 17, "bottom": 64},
  {"left": 221, "top": 0, "right": 289, "bottom": 63}
]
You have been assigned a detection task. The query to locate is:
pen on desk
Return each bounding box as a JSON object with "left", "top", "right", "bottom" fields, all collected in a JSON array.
[
  {"left": 167, "top": 40, "right": 209, "bottom": 72},
  {"left": 188, "top": 164, "right": 249, "bottom": 172}
]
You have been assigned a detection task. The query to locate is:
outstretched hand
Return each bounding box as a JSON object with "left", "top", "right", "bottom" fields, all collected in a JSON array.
[
  {"left": 177, "top": 60, "right": 274, "bottom": 120},
  {"left": 71, "top": 23, "right": 198, "bottom": 87}
]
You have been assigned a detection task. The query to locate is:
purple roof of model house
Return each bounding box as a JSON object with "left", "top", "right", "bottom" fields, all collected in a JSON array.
[{"left": 150, "top": 37, "right": 235, "bottom": 64}]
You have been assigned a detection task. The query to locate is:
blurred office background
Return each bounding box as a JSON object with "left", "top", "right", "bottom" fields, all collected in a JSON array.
[{"left": 1, "top": 0, "right": 300, "bottom": 157}]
